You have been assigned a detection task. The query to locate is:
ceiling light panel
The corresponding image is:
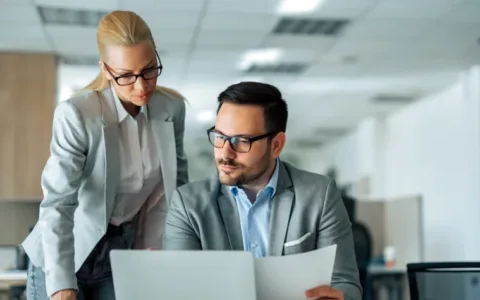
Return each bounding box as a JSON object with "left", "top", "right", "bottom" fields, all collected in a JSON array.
[
  {"left": 277, "top": 0, "right": 324, "bottom": 15},
  {"left": 272, "top": 17, "right": 349, "bottom": 36},
  {"left": 38, "top": 6, "right": 107, "bottom": 26},
  {"left": 238, "top": 48, "right": 283, "bottom": 71}
]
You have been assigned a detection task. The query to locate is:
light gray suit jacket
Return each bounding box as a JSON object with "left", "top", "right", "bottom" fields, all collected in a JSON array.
[
  {"left": 163, "top": 161, "right": 362, "bottom": 300},
  {"left": 22, "top": 87, "right": 189, "bottom": 297}
]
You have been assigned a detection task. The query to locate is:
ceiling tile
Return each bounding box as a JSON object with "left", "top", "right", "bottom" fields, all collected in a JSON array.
[
  {"left": 45, "top": 25, "right": 98, "bottom": 56},
  {"left": 326, "top": 35, "right": 405, "bottom": 58},
  {"left": 186, "top": 61, "right": 239, "bottom": 78},
  {"left": 207, "top": 0, "right": 280, "bottom": 14},
  {"left": 119, "top": 0, "right": 204, "bottom": 13},
  {"left": 34, "top": 0, "right": 120, "bottom": 11},
  {"left": 191, "top": 49, "right": 244, "bottom": 61},
  {"left": 1, "top": 0, "right": 31, "bottom": 3},
  {"left": 195, "top": 28, "right": 267, "bottom": 49},
  {"left": 367, "top": 0, "right": 463, "bottom": 19},
  {"left": 0, "top": 37, "right": 52, "bottom": 52},
  {"left": 44, "top": 24, "right": 97, "bottom": 38},
  {"left": 344, "top": 18, "right": 433, "bottom": 39},
  {"left": 308, "top": 0, "right": 378, "bottom": 19},
  {"left": 139, "top": 11, "right": 199, "bottom": 30},
  {"left": 0, "top": 2, "right": 42, "bottom": 25},
  {"left": 152, "top": 28, "right": 195, "bottom": 46},
  {"left": 303, "top": 61, "right": 364, "bottom": 77},
  {"left": 53, "top": 39, "right": 99, "bottom": 56},
  {"left": 189, "top": 49, "right": 244, "bottom": 68},
  {"left": 441, "top": 1, "right": 480, "bottom": 23},
  {"left": 419, "top": 21, "right": 480, "bottom": 51},
  {"left": 279, "top": 48, "right": 318, "bottom": 63},
  {"left": 0, "top": 23, "right": 46, "bottom": 39},
  {"left": 201, "top": 12, "right": 279, "bottom": 31},
  {"left": 261, "top": 35, "right": 336, "bottom": 52}
]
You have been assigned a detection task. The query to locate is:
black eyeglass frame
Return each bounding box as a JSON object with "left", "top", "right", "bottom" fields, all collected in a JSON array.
[
  {"left": 104, "top": 50, "right": 163, "bottom": 86},
  {"left": 206, "top": 126, "right": 279, "bottom": 153}
]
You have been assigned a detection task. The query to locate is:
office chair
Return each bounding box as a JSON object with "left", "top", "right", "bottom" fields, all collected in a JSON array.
[
  {"left": 407, "top": 262, "right": 480, "bottom": 300},
  {"left": 352, "top": 222, "right": 372, "bottom": 300}
]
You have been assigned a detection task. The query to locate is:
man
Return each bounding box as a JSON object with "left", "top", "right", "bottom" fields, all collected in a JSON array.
[{"left": 163, "top": 82, "right": 362, "bottom": 300}]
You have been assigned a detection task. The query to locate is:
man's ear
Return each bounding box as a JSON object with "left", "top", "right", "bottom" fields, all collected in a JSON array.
[{"left": 272, "top": 132, "right": 286, "bottom": 158}]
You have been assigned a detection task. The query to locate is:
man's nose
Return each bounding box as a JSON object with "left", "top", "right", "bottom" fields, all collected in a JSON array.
[{"left": 221, "top": 141, "right": 236, "bottom": 160}]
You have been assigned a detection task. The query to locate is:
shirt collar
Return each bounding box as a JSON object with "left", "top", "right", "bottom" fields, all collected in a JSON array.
[
  {"left": 111, "top": 84, "right": 148, "bottom": 123},
  {"left": 230, "top": 158, "right": 280, "bottom": 199}
]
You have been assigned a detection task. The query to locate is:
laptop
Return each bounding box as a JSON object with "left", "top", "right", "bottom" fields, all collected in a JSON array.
[{"left": 110, "top": 250, "right": 257, "bottom": 300}]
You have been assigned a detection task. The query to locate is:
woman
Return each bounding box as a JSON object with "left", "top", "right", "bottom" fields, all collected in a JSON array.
[{"left": 22, "top": 10, "right": 189, "bottom": 300}]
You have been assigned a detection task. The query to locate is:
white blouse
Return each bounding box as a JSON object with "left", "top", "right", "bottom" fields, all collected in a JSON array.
[{"left": 109, "top": 86, "right": 164, "bottom": 226}]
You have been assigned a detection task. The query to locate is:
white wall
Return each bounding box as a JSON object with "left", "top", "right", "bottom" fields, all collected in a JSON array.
[
  {"left": 299, "top": 116, "right": 378, "bottom": 191},
  {"left": 298, "top": 66, "right": 480, "bottom": 261}
]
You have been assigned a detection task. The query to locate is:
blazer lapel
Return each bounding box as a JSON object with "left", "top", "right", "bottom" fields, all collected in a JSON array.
[
  {"left": 217, "top": 183, "right": 244, "bottom": 251},
  {"left": 100, "top": 88, "right": 120, "bottom": 228},
  {"left": 268, "top": 162, "right": 294, "bottom": 256},
  {"left": 147, "top": 95, "right": 177, "bottom": 203}
]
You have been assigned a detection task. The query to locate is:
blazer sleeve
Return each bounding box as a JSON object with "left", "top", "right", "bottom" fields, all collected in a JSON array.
[
  {"left": 162, "top": 189, "right": 201, "bottom": 250},
  {"left": 317, "top": 179, "right": 363, "bottom": 300},
  {"left": 39, "top": 102, "right": 87, "bottom": 297},
  {"left": 174, "top": 99, "right": 189, "bottom": 187}
]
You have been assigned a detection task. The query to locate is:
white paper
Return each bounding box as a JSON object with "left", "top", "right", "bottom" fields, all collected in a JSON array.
[{"left": 254, "top": 244, "right": 337, "bottom": 300}]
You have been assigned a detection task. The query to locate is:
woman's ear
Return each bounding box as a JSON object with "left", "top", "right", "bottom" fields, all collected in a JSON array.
[{"left": 99, "top": 61, "right": 112, "bottom": 81}]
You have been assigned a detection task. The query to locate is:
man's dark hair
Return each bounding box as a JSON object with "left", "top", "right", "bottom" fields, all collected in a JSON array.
[{"left": 217, "top": 81, "right": 288, "bottom": 133}]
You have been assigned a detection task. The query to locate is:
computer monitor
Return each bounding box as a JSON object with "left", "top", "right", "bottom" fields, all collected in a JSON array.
[{"left": 110, "top": 250, "right": 256, "bottom": 300}]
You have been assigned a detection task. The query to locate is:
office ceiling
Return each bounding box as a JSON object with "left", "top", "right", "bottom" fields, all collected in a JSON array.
[{"left": 1, "top": 0, "right": 479, "bottom": 154}]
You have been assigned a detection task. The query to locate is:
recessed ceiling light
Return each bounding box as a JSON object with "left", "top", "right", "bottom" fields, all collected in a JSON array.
[
  {"left": 277, "top": 0, "right": 324, "bottom": 15},
  {"left": 238, "top": 48, "right": 283, "bottom": 71}
]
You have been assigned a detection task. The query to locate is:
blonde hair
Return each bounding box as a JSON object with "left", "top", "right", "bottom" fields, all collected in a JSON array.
[{"left": 82, "top": 10, "right": 182, "bottom": 99}]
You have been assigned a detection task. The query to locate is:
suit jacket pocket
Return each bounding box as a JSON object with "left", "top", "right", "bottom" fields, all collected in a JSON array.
[{"left": 283, "top": 232, "right": 315, "bottom": 255}]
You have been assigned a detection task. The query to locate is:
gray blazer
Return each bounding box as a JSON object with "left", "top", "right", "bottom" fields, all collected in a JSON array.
[
  {"left": 22, "top": 87, "right": 189, "bottom": 297},
  {"left": 163, "top": 161, "right": 362, "bottom": 300}
]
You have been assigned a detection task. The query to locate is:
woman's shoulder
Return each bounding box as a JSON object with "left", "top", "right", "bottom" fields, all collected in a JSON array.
[
  {"left": 57, "top": 89, "right": 104, "bottom": 123},
  {"left": 153, "top": 85, "right": 187, "bottom": 115}
]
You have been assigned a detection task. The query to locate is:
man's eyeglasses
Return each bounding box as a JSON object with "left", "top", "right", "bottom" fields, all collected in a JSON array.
[
  {"left": 207, "top": 126, "right": 278, "bottom": 153},
  {"left": 104, "top": 51, "right": 163, "bottom": 86}
]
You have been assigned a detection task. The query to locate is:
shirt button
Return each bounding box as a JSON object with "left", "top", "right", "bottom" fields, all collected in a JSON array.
[{"left": 251, "top": 243, "right": 257, "bottom": 248}]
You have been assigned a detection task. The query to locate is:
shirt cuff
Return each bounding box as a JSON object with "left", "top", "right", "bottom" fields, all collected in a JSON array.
[{"left": 45, "top": 268, "right": 78, "bottom": 298}]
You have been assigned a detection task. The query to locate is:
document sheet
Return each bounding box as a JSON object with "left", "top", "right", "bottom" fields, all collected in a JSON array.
[{"left": 254, "top": 244, "right": 337, "bottom": 300}]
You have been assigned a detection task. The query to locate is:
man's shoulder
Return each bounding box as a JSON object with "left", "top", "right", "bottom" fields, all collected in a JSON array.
[
  {"left": 283, "top": 162, "right": 332, "bottom": 188},
  {"left": 175, "top": 176, "right": 218, "bottom": 204}
]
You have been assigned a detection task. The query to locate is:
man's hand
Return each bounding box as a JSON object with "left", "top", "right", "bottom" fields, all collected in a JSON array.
[
  {"left": 305, "top": 285, "right": 344, "bottom": 300},
  {"left": 51, "top": 289, "right": 76, "bottom": 300}
]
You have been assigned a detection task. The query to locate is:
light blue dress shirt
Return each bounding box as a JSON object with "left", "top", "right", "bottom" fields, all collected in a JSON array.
[{"left": 229, "top": 159, "right": 280, "bottom": 257}]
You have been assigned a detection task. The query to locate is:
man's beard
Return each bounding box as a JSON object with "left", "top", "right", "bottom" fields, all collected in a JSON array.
[{"left": 216, "top": 151, "right": 271, "bottom": 186}]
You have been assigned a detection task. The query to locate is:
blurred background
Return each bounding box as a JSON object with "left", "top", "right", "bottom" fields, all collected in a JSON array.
[{"left": 1, "top": 0, "right": 480, "bottom": 299}]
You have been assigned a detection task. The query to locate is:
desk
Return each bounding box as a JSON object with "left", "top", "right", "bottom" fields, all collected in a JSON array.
[
  {"left": 0, "top": 270, "right": 27, "bottom": 300},
  {"left": 368, "top": 265, "right": 406, "bottom": 274},
  {"left": 0, "top": 270, "right": 27, "bottom": 289},
  {"left": 0, "top": 270, "right": 27, "bottom": 281},
  {"left": 366, "top": 265, "right": 406, "bottom": 300}
]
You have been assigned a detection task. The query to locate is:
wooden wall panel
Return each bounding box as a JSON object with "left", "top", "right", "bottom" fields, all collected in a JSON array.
[{"left": 0, "top": 53, "right": 57, "bottom": 200}]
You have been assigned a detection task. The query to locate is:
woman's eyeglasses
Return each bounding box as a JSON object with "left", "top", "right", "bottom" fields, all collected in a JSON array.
[{"left": 104, "top": 51, "right": 163, "bottom": 86}]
